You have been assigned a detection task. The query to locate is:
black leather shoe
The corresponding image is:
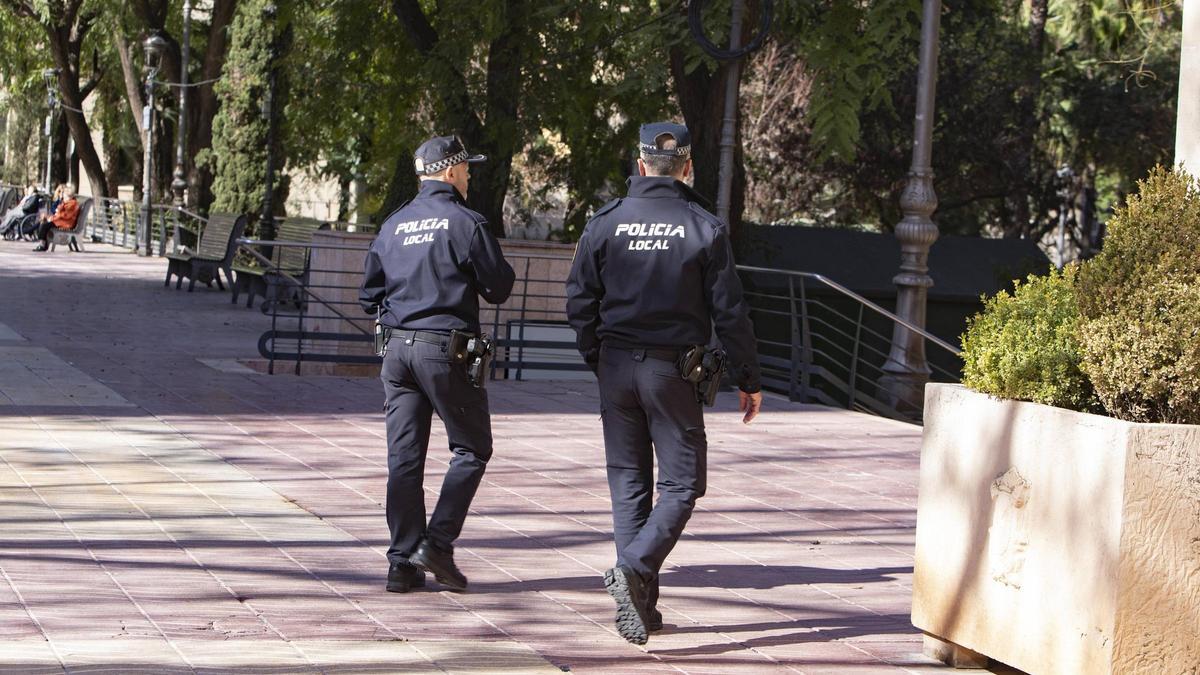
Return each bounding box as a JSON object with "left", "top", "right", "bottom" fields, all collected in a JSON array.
[
  {"left": 410, "top": 540, "right": 467, "bottom": 591},
  {"left": 386, "top": 561, "right": 426, "bottom": 593},
  {"left": 32, "top": 244, "right": 47, "bottom": 252},
  {"left": 604, "top": 566, "right": 650, "bottom": 645}
]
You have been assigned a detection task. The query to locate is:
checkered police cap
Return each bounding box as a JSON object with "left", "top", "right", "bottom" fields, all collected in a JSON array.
[
  {"left": 414, "top": 136, "right": 486, "bottom": 176},
  {"left": 639, "top": 122, "right": 692, "bottom": 157}
]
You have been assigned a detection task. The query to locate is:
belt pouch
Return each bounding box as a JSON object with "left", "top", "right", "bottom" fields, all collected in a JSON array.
[{"left": 447, "top": 330, "right": 470, "bottom": 362}]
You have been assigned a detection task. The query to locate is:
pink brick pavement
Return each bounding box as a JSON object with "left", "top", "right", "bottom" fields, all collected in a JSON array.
[{"left": 0, "top": 241, "right": 1012, "bottom": 673}]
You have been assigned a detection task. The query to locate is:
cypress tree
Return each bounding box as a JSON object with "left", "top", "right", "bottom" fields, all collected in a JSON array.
[{"left": 206, "top": 0, "right": 276, "bottom": 229}]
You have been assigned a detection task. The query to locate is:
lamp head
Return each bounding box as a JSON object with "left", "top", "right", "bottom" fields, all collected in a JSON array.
[{"left": 143, "top": 34, "right": 169, "bottom": 70}]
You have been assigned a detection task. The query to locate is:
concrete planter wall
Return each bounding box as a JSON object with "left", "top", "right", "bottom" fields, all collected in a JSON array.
[{"left": 912, "top": 384, "right": 1200, "bottom": 674}]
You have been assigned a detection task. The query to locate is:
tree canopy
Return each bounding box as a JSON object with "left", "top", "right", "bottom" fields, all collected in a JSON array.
[{"left": 0, "top": 0, "right": 1183, "bottom": 253}]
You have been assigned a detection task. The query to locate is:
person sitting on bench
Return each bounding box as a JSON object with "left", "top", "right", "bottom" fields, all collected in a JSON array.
[
  {"left": 1, "top": 185, "right": 40, "bottom": 238},
  {"left": 33, "top": 185, "right": 79, "bottom": 252}
]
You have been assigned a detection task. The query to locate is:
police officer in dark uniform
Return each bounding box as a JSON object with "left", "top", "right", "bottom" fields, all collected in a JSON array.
[
  {"left": 360, "top": 135, "right": 515, "bottom": 593},
  {"left": 566, "top": 122, "right": 763, "bottom": 645}
]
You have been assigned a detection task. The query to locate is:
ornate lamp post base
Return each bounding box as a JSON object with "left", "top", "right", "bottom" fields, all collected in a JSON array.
[{"left": 880, "top": 0, "right": 942, "bottom": 418}]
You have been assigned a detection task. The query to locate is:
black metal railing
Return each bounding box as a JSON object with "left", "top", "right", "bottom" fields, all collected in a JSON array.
[
  {"left": 737, "top": 266, "right": 960, "bottom": 421},
  {"left": 238, "top": 238, "right": 584, "bottom": 378},
  {"left": 234, "top": 238, "right": 961, "bottom": 421},
  {"left": 82, "top": 199, "right": 207, "bottom": 256}
]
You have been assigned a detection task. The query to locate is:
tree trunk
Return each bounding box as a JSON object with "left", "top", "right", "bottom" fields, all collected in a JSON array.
[
  {"left": 115, "top": 33, "right": 146, "bottom": 146},
  {"left": 52, "top": 113, "right": 69, "bottom": 187},
  {"left": 669, "top": 49, "right": 747, "bottom": 237},
  {"left": 189, "top": 0, "right": 239, "bottom": 212},
  {"left": 39, "top": 11, "right": 111, "bottom": 198},
  {"left": 391, "top": 0, "right": 525, "bottom": 238},
  {"left": 1007, "top": 0, "right": 1048, "bottom": 238}
]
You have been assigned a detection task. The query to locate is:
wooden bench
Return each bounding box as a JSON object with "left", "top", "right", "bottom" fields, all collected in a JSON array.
[
  {"left": 164, "top": 213, "right": 247, "bottom": 292},
  {"left": 232, "top": 216, "right": 329, "bottom": 310},
  {"left": 49, "top": 198, "right": 93, "bottom": 252}
]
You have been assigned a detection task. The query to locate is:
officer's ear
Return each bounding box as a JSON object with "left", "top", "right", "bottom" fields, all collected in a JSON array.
[
  {"left": 636, "top": 158, "right": 648, "bottom": 177},
  {"left": 682, "top": 159, "right": 693, "bottom": 181}
]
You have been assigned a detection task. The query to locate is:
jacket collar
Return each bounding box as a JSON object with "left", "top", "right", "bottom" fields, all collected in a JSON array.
[
  {"left": 415, "top": 179, "right": 466, "bottom": 202},
  {"left": 625, "top": 176, "right": 712, "bottom": 209}
]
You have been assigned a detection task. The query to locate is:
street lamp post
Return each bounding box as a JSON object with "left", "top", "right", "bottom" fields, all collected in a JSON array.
[
  {"left": 171, "top": 0, "right": 193, "bottom": 208},
  {"left": 715, "top": 0, "right": 745, "bottom": 223},
  {"left": 879, "top": 0, "right": 942, "bottom": 418},
  {"left": 141, "top": 34, "right": 168, "bottom": 257},
  {"left": 41, "top": 68, "right": 59, "bottom": 191}
]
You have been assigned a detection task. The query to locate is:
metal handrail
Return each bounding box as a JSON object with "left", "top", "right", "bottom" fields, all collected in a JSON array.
[
  {"left": 238, "top": 237, "right": 371, "bottom": 252},
  {"left": 235, "top": 237, "right": 373, "bottom": 337},
  {"left": 736, "top": 264, "right": 961, "bottom": 356},
  {"left": 233, "top": 237, "right": 959, "bottom": 419}
]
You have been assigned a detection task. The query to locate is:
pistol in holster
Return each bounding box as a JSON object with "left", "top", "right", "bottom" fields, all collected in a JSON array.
[
  {"left": 678, "top": 346, "right": 728, "bottom": 407},
  {"left": 447, "top": 330, "right": 494, "bottom": 389}
]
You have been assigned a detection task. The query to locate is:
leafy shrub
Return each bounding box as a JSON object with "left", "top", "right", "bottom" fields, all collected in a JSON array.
[
  {"left": 961, "top": 265, "right": 1097, "bottom": 412},
  {"left": 1076, "top": 167, "right": 1200, "bottom": 424}
]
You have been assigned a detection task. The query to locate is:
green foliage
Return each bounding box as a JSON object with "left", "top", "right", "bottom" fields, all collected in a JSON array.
[
  {"left": 208, "top": 0, "right": 275, "bottom": 221},
  {"left": 1076, "top": 166, "right": 1200, "bottom": 424},
  {"left": 961, "top": 266, "right": 1097, "bottom": 412},
  {"left": 800, "top": 0, "right": 921, "bottom": 162}
]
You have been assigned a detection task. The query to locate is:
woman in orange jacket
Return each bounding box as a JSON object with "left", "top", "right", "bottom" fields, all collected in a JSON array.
[{"left": 33, "top": 185, "right": 80, "bottom": 252}]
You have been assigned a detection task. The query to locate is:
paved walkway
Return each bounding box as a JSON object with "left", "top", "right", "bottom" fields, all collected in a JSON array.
[{"left": 0, "top": 241, "right": 1000, "bottom": 674}]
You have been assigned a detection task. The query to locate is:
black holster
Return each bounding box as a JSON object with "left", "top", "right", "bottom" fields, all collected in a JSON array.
[
  {"left": 679, "top": 346, "right": 728, "bottom": 407},
  {"left": 465, "top": 334, "right": 494, "bottom": 388}
]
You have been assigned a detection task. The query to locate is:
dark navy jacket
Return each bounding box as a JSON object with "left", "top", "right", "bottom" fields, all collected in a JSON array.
[
  {"left": 566, "top": 176, "right": 762, "bottom": 393},
  {"left": 360, "top": 180, "right": 515, "bottom": 333}
]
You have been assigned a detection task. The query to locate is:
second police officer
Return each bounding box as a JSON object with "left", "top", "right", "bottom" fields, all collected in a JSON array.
[
  {"left": 360, "top": 135, "right": 515, "bottom": 594},
  {"left": 566, "top": 122, "right": 763, "bottom": 644}
]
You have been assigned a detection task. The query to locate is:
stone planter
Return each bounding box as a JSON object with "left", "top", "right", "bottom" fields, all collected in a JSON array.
[{"left": 912, "top": 383, "right": 1200, "bottom": 674}]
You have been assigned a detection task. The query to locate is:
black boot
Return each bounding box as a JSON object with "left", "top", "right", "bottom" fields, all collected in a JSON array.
[
  {"left": 410, "top": 539, "right": 468, "bottom": 591},
  {"left": 604, "top": 566, "right": 650, "bottom": 645},
  {"left": 647, "top": 608, "right": 664, "bottom": 632},
  {"left": 386, "top": 561, "right": 426, "bottom": 593},
  {"left": 617, "top": 607, "right": 663, "bottom": 632}
]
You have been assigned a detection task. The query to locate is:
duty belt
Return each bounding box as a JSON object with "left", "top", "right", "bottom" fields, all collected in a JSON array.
[
  {"left": 603, "top": 343, "right": 683, "bottom": 363},
  {"left": 388, "top": 329, "right": 451, "bottom": 347}
]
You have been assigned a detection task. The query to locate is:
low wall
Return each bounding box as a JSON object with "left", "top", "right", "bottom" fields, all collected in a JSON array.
[{"left": 912, "top": 383, "right": 1200, "bottom": 674}]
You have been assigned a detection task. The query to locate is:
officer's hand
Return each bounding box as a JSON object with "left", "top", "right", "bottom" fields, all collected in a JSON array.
[{"left": 739, "top": 390, "right": 762, "bottom": 424}]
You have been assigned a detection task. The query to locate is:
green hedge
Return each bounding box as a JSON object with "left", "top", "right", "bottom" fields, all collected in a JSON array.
[
  {"left": 961, "top": 266, "right": 1097, "bottom": 412},
  {"left": 1076, "top": 167, "right": 1200, "bottom": 424},
  {"left": 961, "top": 166, "right": 1200, "bottom": 425}
]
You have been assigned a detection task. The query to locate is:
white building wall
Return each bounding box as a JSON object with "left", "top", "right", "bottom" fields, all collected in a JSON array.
[{"left": 1177, "top": 0, "right": 1200, "bottom": 172}]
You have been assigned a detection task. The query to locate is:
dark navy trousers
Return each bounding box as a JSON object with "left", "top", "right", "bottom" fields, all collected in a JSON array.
[
  {"left": 381, "top": 337, "right": 493, "bottom": 565},
  {"left": 597, "top": 345, "right": 707, "bottom": 599}
]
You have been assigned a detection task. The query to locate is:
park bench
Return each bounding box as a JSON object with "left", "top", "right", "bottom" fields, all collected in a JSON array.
[
  {"left": 231, "top": 216, "right": 329, "bottom": 310},
  {"left": 164, "top": 213, "right": 247, "bottom": 292},
  {"left": 49, "top": 197, "right": 93, "bottom": 252}
]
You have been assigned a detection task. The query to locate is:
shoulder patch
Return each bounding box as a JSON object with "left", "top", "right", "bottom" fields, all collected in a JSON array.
[
  {"left": 454, "top": 202, "right": 489, "bottom": 227},
  {"left": 687, "top": 201, "right": 726, "bottom": 231},
  {"left": 380, "top": 200, "right": 412, "bottom": 226},
  {"left": 592, "top": 198, "right": 623, "bottom": 219}
]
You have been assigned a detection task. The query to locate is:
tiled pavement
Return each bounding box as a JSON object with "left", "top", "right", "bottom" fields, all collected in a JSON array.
[{"left": 0, "top": 241, "right": 1006, "bottom": 674}]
